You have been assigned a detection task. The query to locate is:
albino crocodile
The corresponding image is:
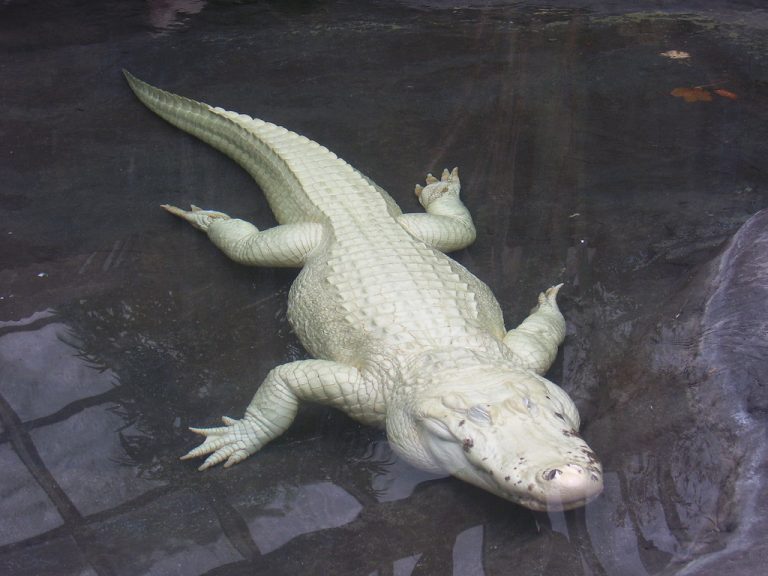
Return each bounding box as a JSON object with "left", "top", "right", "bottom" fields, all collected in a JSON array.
[{"left": 124, "top": 71, "right": 603, "bottom": 511}]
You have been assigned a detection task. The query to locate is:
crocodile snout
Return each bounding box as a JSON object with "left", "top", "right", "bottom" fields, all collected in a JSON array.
[{"left": 540, "top": 463, "right": 603, "bottom": 507}]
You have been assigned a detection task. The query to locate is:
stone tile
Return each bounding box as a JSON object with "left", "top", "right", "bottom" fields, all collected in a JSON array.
[
  {"left": 0, "top": 443, "right": 63, "bottom": 546},
  {"left": 30, "top": 404, "right": 166, "bottom": 515},
  {"left": 232, "top": 481, "right": 362, "bottom": 554},
  {"left": 0, "top": 533, "right": 97, "bottom": 576},
  {"left": 83, "top": 488, "right": 241, "bottom": 576},
  {"left": 0, "top": 319, "right": 114, "bottom": 421}
]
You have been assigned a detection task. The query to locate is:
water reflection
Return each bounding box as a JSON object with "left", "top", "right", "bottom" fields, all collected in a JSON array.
[
  {"left": 147, "top": 0, "right": 205, "bottom": 32},
  {"left": 0, "top": 443, "right": 63, "bottom": 546},
  {"left": 239, "top": 482, "right": 362, "bottom": 554},
  {"left": 30, "top": 404, "right": 166, "bottom": 515},
  {"left": 0, "top": 226, "right": 762, "bottom": 570},
  {"left": 586, "top": 472, "right": 650, "bottom": 576},
  {"left": 0, "top": 316, "right": 114, "bottom": 421},
  {"left": 452, "top": 525, "right": 485, "bottom": 576},
  {"left": 364, "top": 440, "right": 447, "bottom": 503},
  {"left": 85, "top": 489, "right": 243, "bottom": 575}
]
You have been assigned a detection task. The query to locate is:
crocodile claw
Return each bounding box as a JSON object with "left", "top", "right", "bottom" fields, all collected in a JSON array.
[
  {"left": 160, "top": 204, "right": 189, "bottom": 219},
  {"left": 530, "top": 283, "right": 564, "bottom": 315},
  {"left": 539, "top": 283, "right": 563, "bottom": 305},
  {"left": 161, "top": 204, "right": 230, "bottom": 232},
  {"left": 181, "top": 415, "right": 259, "bottom": 470},
  {"left": 415, "top": 167, "right": 462, "bottom": 207}
]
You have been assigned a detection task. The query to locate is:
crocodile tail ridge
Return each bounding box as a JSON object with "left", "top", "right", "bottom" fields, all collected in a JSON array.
[{"left": 123, "top": 70, "right": 318, "bottom": 223}]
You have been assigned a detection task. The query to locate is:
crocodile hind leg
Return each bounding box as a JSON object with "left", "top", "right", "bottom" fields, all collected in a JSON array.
[
  {"left": 162, "top": 204, "right": 324, "bottom": 267},
  {"left": 182, "top": 360, "right": 376, "bottom": 470},
  {"left": 397, "top": 167, "right": 477, "bottom": 252},
  {"left": 502, "top": 284, "right": 566, "bottom": 375}
]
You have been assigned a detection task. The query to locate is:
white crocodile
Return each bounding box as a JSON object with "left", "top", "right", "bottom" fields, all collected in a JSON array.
[{"left": 124, "top": 71, "right": 603, "bottom": 511}]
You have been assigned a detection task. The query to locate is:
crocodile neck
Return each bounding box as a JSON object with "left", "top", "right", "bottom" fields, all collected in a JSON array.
[{"left": 366, "top": 343, "right": 512, "bottom": 408}]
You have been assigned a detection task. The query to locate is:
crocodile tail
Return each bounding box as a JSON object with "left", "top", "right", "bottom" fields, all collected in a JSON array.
[{"left": 123, "top": 70, "right": 316, "bottom": 223}]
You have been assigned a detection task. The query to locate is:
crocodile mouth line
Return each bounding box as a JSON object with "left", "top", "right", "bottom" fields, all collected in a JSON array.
[{"left": 517, "top": 489, "right": 602, "bottom": 512}]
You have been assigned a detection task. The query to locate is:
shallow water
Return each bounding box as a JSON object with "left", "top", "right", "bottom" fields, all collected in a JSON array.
[{"left": 1, "top": 1, "right": 767, "bottom": 574}]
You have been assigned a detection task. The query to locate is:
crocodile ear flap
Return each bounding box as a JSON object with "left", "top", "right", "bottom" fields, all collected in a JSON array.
[
  {"left": 420, "top": 416, "right": 455, "bottom": 441},
  {"left": 417, "top": 392, "right": 471, "bottom": 421},
  {"left": 441, "top": 393, "right": 470, "bottom": 412},
  {"left": 414, "top": 398, "right": 456, "bottom": 441}
]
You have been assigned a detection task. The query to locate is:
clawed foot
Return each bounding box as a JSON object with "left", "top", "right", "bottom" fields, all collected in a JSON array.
[
  {"left": 532, "top": 284, "right": 563, "bottom": 314},
  {"left": 180, "top": 415, "right": 260, "bottom": 471},
  {"left": 162, "top": 204, "right": 230, "bottom": 232},
  {"left": 414, "top": 167, "right": 461, "bottom": 208}
]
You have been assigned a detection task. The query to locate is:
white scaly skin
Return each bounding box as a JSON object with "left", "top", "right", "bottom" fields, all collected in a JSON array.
[{"left": 124, "top": 71, "right": 603, "bottom": 511}]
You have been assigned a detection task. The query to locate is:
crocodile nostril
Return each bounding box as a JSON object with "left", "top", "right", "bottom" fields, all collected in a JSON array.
[
  {"left": 543, "top": 468, "right": 562, "bottom": 481},
  {"left": 539, "top": 463, "right": 604, "bottom": 505},
  {"left": 540, "top": 462, "right": 603, "bottom": 499}
]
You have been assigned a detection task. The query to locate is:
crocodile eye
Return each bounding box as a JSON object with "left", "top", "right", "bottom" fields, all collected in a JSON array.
[
  {"left": 467, "top": 405, "right": 492, "bottom": 425},
  {"left": 523, "top": 397, "right": 538, "bottom": 416}
]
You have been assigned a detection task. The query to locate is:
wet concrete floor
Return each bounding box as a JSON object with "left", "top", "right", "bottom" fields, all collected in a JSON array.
[{"left": 1, "top": 1, "right": 767, "bottom": 574}]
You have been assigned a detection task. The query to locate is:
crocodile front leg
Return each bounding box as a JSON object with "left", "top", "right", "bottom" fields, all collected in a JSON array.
[
  {"left": 162, "top": 204, "right": 324, "bottom": 267},
  {"left": 503, "top": 284, "right": 566, "bottom": 375},
  {"left": 397, "top": 168, "right": 477, "bottom": 252},
  {"left": 182, "top": 360, "right": 376, "bottom": 470}
]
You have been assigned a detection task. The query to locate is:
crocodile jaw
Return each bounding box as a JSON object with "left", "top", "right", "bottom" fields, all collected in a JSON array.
[{"left": 388, "top": 364, "right": 604, "bottom": 511}]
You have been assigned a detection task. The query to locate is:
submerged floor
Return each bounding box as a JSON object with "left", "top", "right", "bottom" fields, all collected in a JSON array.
[{"left": 1, "top": 1, "right": 767, "bottom": 575}]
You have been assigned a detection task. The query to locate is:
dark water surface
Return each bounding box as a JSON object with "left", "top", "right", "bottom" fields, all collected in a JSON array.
[{"left": 1, "top": 1, "right": 767, "bottom": 574}]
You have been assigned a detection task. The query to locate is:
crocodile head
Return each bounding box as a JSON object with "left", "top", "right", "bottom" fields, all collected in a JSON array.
[{"left": 388, "top": 365, "right": 603, "bottom": 511}]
